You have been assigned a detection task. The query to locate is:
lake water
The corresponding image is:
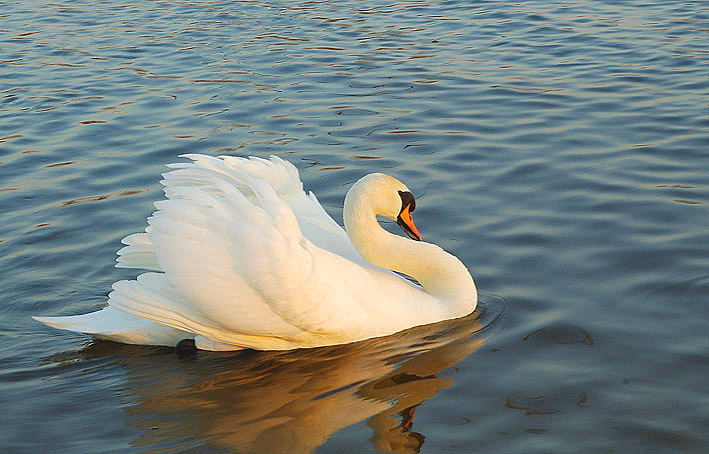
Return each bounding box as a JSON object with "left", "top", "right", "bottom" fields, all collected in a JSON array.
[{"left": 1, "top": 0, "right": 707, "bottom": 452}]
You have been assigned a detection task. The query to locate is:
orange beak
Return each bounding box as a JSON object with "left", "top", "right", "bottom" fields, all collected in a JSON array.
[{"left": 396, "top": 204, "right": 422, "bottom": 241}]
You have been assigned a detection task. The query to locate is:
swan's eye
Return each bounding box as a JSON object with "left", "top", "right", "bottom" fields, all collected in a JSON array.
[{"left": 398, "top": 190, "right": 416, "bottom": 213}]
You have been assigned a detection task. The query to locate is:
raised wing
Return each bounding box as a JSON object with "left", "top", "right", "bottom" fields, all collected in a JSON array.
[
  {"left": 107, "top": 155, "right": 365, "bottom": 349},
  {"left": 116, "top": 155, "right": 367, "bottom": 271}
]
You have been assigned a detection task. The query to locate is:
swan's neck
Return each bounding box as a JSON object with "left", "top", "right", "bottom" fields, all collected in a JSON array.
[{"left": 344, "top": 189, "right": 477, "bottom": 311}]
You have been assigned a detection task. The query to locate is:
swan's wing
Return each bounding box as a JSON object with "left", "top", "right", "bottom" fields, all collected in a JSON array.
[
  {"left": 115, "top": 155, "right": 368, "bottom": 271},
  {"left": 194, "top": 154, "right": 369, "bottom": 266},
  {"left": 107, "top": 156, "right": 362, "bottom": 349}
]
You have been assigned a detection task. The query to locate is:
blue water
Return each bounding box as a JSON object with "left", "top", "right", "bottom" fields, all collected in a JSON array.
[{"left": 1, "top": 0, "right": 707, "bottom": 452}]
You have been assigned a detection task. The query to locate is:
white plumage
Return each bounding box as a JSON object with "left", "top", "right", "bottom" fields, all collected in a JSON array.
[{"left": 35, "top": 155, "right": 477, "bottom": 350}]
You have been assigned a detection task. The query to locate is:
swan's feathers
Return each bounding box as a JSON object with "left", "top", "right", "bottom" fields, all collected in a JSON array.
[
  {"left": 115, "top": 155, "right": 362, "bottom": 270},
  {"left": 33, "top": 306, "right": 190, "bottom": 346},
  {"left": 116, "top": 230, "right": 161, "bottom": 271},
  {"left": 108, "top": 155, "right": 367, "bottom": 348}
]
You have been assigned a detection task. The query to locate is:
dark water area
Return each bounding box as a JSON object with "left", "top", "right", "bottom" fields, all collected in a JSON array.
[{"left": 1, "top": 0, "right": 707, "bottom": 452}]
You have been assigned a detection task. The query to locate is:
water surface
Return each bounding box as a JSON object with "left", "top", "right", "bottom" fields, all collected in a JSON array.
[{"left": 1, "top": 0, "right": 707, "bottom": 452}]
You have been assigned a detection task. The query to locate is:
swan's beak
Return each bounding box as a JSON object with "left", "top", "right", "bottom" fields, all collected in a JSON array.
[{"left": 397, "top": 204, "right": 422, "bottom": 241}]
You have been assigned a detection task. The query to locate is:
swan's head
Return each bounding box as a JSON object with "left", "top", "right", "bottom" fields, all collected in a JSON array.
[{"left": 346, "top": 173, "right": 422, "bottom": 241}]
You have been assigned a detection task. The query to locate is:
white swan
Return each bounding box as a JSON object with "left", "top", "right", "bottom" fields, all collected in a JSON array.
[{"left": 34, "top": 154, "right": 477, "bottom": 351}]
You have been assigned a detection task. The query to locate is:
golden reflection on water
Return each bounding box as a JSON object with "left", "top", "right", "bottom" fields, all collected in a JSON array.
[{"left": 79, "top": 312, "right": 485, "bottom": 453}]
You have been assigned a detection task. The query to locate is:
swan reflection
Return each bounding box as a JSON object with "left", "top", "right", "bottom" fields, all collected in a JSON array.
[{"left": 78, "top": 310, "right": 488, "bottom": 453}]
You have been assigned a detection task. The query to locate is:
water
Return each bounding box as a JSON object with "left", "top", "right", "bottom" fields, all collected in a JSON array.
[{"left": 1, "top": 0, "right": 707, "bottom": 452}]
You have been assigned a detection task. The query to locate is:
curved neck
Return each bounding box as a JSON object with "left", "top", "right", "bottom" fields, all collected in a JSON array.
[{"left": 344, "top": 187, "right": 477, "bottom": 310}]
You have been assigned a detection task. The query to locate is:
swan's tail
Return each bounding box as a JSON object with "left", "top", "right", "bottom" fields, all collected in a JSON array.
[{"left": 33, "top": 307, "right": 191, "bottom": 347}]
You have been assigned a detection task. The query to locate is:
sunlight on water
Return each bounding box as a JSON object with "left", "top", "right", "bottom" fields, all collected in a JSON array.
[{"left": 45, "top": 298, "right": 501, "bottom": 454}]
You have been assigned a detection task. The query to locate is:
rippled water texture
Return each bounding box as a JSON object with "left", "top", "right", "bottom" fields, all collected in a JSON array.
[{"left": 1, "top": 0, "right": 708, "bottom": 452}]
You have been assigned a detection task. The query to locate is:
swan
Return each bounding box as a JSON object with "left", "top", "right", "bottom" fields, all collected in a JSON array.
[{"left": 34, "top": 154, "right": 477, "bottom": 351}]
